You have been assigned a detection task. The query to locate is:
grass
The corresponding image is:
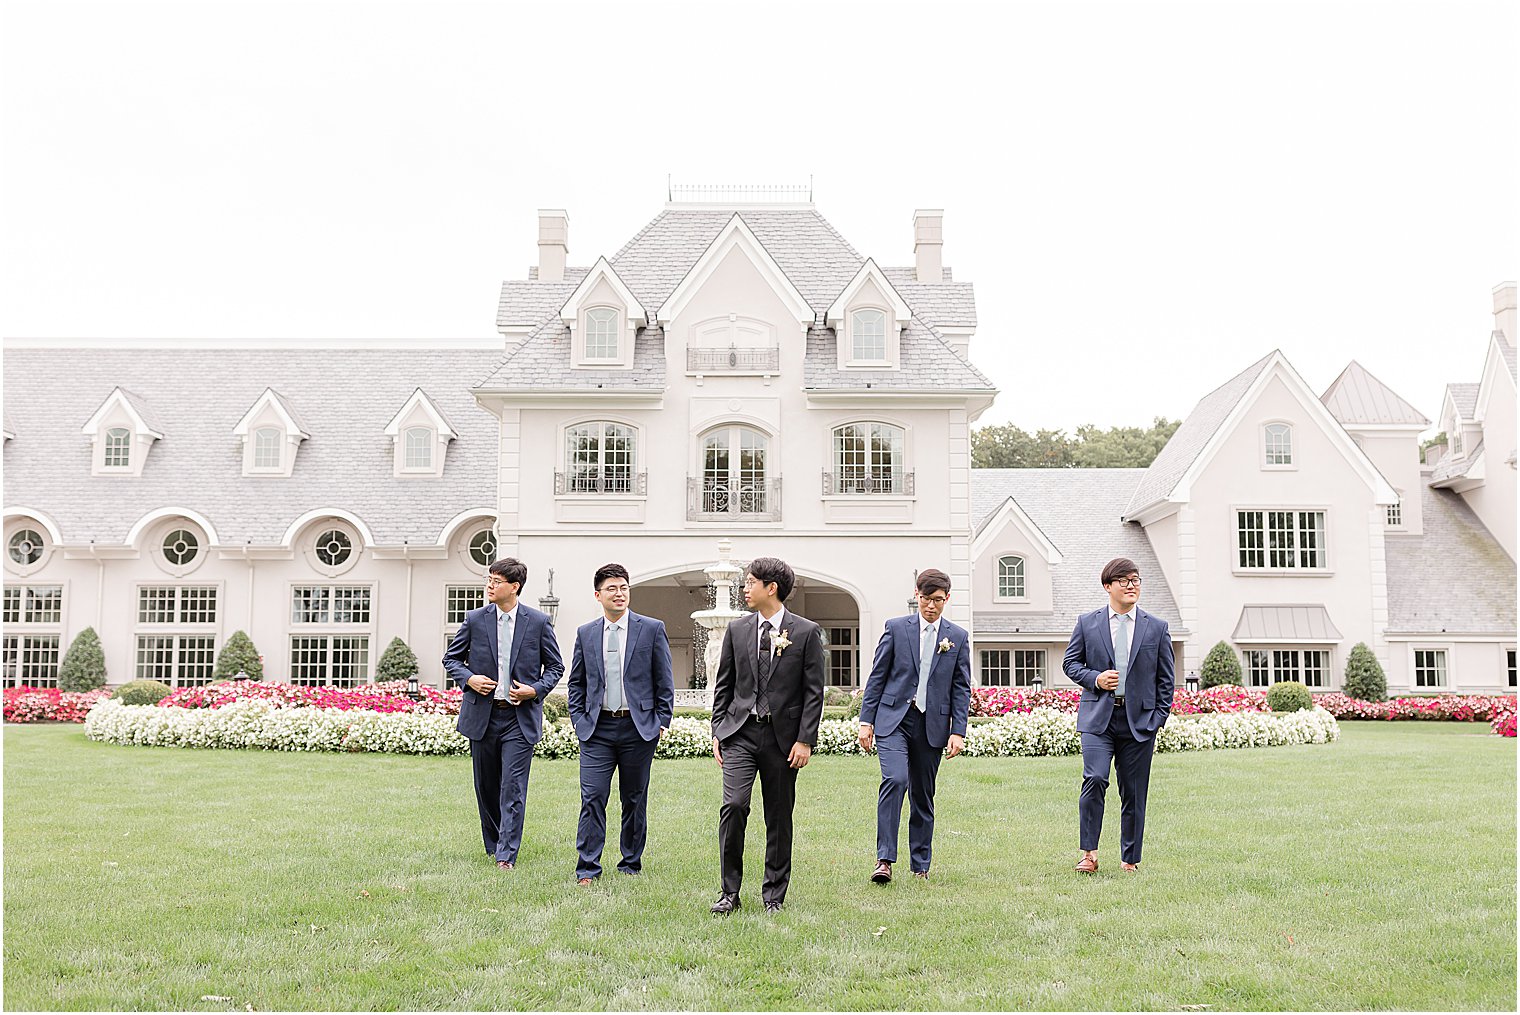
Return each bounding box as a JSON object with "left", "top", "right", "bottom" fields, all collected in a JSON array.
[{"left": 3, "top": 722, "right": 1514, "bottom": 1011}]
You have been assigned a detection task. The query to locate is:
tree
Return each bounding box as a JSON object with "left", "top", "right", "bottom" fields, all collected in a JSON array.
[
  {"left": 1071, "top": 417, "right": 1181, "bottom": 468},
  {"left": 1343, "top": 642, "right": 1388, "bottom": 702},
  {"left": 213, "top": 631, "right": 264, "bottom": 681},
  {"left": 971, "top": 423, "right": 1074, "bottom": 468},
  {"left": 971, "top": 417, "right": 1181, "bottom": 469},
  {"left": 58, "top": 627, "right": 106, "bottom": 691},
  {"left": 377, "top": 637, "right": 420, "bottom": 683},
  {"left": 1200, "top": 640, "right": 1242, "bottom": 688}
]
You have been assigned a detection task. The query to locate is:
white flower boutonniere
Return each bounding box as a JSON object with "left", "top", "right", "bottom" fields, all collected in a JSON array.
[
  {"left": 773, "top": 630, "right": 792, "bottom": 656},
  {"left": 938, "top": 637, "right": 953, "bottom": 654}
]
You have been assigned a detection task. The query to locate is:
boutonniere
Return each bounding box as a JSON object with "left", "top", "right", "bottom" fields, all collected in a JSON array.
[
  {"left": 773, "top": 630, "right": 792, "bottom": 655},
  {"left": 937, "top": 637, "right": 953, "bottom": 654}
]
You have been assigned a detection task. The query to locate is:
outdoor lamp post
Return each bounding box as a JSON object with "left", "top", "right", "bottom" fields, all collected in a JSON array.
[
  {"left": 1032, "top": 675, "right": 1044, "bottom": 692},
  {"left": 538, "top": 568, "right": 560, "bottom": 625},
  {"left": 406, "top": 674, "right": 421, "bottom": 700},
  {"left": 1186, "top": 671, "right": 1200, "bottom": 693}
]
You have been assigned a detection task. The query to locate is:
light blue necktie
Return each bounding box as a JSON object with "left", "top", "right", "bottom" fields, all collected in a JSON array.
[
  {"left": 916, "top": 623, "right": 935, "bottom": 711},
  {"left": 1114, "top": 613, "right": 1129, "bottom": 698},
  {"left": 495, "top": 609, "right": 512, "bottom": 700},
  {"left": 603, "top": 623, "right": 624, "bottom": 711}
]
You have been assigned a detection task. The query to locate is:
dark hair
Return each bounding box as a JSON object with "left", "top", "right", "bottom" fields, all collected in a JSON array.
[
  {"left": 915, "top": 568, "right": 951, "bottom": 596},
  {"left": 489, "top": 557, "right": 528, "bottom": 593},
  {"left": 745, "top": 556, "right": 795, "bottom": 603},
  {"left": 1101, "top": 557, "right": 1139, "bottom": 586},
  {"left": 593, "top": 562, "right": 630, "bottom": 589}
]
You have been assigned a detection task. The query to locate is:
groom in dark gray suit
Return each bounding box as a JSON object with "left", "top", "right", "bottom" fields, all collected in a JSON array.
[
  {"left": 1063, "top": 557, "right": 1175, "bottom": 873},
  {"left": 709, "top": 556, "right": 826, "bottom": 914}
]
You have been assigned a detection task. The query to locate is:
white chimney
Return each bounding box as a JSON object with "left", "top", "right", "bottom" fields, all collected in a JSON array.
[
  {"left": 538, "top": 209, "right": 569, "bottom": 283},
  {"left": 913, "top": 209, "right": 943, "bottom": 283},
  {"left": 1493, "top": 281, "right": 1516, "bottom": 347}
]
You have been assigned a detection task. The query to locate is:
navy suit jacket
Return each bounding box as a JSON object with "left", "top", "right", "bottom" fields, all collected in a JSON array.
[
  {"left": 858, "top": 615, "right": 972, "bottom": 747},
  {"left": 443, "top": 603, "right": 564, "bottom": 744},
  {"left": 1063, "top": 606, "right": 1175, "bottom": 742},
  {"left": 567, "top": 611, "right": 674, "bottom": 743}
]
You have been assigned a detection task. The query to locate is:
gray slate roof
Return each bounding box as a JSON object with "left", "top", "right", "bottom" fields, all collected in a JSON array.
[
  {"left": 3, "top": 348, "right": 503, "bottom": 545},
  {"left": 477, "top": 323, "right": 667, "bottom": 391},
  {"left": 1429, "top": 439, "right": 1484, "bottom": 484},
  {"left": 971, "top": 468, "right": 1184, "bottom": 637},
  {"left": 1384, "top": 482, "right": 1516, "bottom": 634},
  {"left": 1321, "top": 361, "right": 1430, "bottom": 426},
  {"left": 489, "top": 207, "right": 992, "bottom": 394},
  {"left": 1495, "top": 332, "right": 1517, "bottom": 379},
  {"left": 1123, "top": 351, "right": 1276, "bottom": 517},
  {"left": 1446, "top": 382, "right": 1480, "bottom": 420}
]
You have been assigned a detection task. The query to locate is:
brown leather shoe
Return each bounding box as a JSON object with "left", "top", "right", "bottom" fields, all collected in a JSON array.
[
  {"left": 577, "top": 877, "right": 594, "bottom": 885},
  {"left": 1120, "top": 862, "right": 1140, "bottom": 872},
  {"left": 912, "top": 870, "right": 929, "bottom": 880},
  {"left": 1074, "top": 854, "right": 1098, "bottom": 874},
  {"left": 496, "top": 860, "right": 514, "bottom": 870},
  {"left": 871, "top": 860, "right": 892, "bottom": 884}
]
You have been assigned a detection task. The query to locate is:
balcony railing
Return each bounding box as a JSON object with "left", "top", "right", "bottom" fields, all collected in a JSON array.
[
  {"left": 554, "top": 471, "right": 648, "bottom": 496},
  {"left": 687, "top": 477, "right": 782, "bottom": 522},
  {"left": 821, "top": 470, "right": 915, "bottom": 495},
  {"left": 686, "top": 346, "right": 780, "bottom": 373}
]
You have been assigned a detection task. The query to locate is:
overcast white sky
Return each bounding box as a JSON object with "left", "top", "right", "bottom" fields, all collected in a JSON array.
[{"left": 2, "top": 0, "right": 1515, "bottom": 430}]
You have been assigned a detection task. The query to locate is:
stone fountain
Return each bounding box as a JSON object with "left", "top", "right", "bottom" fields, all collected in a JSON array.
[{"left": 690, "top": 539, "right": 746, "bottom": 706}]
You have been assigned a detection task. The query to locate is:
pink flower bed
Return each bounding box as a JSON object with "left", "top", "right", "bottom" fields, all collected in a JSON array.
[
  {"left": 1491, "top": 709, "right": 1516, "bottom": 737},
  {"left": 970, "top": 684, "right": 1273, "bottom": 718},
  {"left": 1317, "top": 692, "right": 1517, "bottom": 723},
  {"left": 4, "top": 687, "right": 112, "bottom": 723},
  {"left": 155, "top": 679, "right": 462, "bottom": 715}
]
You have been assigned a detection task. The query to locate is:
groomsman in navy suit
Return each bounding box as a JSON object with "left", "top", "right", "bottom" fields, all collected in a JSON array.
[
  {"left": 857, "top": 568, "right": 972, "bottom": 883},
  {"left": 567, "top": 563, "right": 674, "bottom": 884},
  {"left": 1063, "top": 557, "right": 1175, "bottom": 873},
  {"left": 443, "top": 557, "right": 564, "bottom": 870}
]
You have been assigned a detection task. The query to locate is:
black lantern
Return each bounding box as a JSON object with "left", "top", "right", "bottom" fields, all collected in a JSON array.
[
  {"left": 1186, "top": 671, "right": 1200, "bottom": 693},
  {"left": 406, "top": 674, "right": 421, "bottom": 700},
  {"left": 1032, "top": 675, "right": 1044, "bottom": 692},
  {"left": 538, "top": 567, "right": 560, "bottom": 625}
]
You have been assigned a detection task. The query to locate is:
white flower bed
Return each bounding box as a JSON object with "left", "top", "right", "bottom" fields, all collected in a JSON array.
[{"left": 84, "top": 700, "right": 1338, "bottom": 758}]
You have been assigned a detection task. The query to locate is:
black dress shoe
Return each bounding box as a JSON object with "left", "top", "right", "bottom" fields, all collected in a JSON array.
[
  {"left": 764, "top": 901, "right": 783, "bottom": 914},
  {"left": 710, "top": 893, "right": 741, "bottom": 915}
]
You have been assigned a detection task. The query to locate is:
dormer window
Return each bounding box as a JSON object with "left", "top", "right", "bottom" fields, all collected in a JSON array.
[
  {"left": 585, "top": 308, "right": 619, "bottom": 360},
  {"left": 1264, "top": 423, "right": 1293, "bottom": 467},
  {"left": 384, "top": 389, "right": 455, "bottom": 478},
  {"left": 997, "top": 555, "right": 1027, "bottom": 599},
  {"left": 104, "top": 428, "right": 132, "bottom": 469},
  {"left": 1451, "top": 429, "right": 1464, "bottom": 456},
  {"left": 253, "top": 428, "right": 283, "bottom": 470},
  {"left": 81, "top": 387, "right": 163, "bottom": 477},
  {"left": 404, "top": 427, "right": 434, "bottom": 470},
  {"left": 559, "top": 257, "right": 646, "bottom": 371},
  {"left": 852, "top": 310, "right": 887, "bottom": 362},
  {"left": 234, "top": 388, "right": 309, "bottom": 479},
  {"left": 825, "top": 258, "right": 911, "bottom": 370}
]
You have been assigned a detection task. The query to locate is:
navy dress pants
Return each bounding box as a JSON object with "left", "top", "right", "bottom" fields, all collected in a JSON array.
[
  {"left": 1079, "top": 704, "right": 1156, "bottom": 864},
  {"left": 874, "top": 704, "right": 943, "bottom": 872},
  {"left": 470, "top": 702, "right": 536, "bottom": 863},
  {"left": 574, "top": 713, "right": 659, "bottom": 880}
]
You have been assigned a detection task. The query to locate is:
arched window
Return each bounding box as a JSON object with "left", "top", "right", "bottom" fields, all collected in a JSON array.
[
  {"left": 1264, "top": 423, "right": 1293, "bottom": 466},
  {"left": 851, "top": 309, "right": 886, "bottom": 361},
  {"left": 564, "top": 421, "right": 636, "bottom": 494},
  {"left": 253, "top": 427, "right": 283, "bottom": 470},
  {"left": 404, "top": 426, "right": 433, "bottom": 470},
  {"left": 104, "top": 427, "right": 131, "bottom": 468},
  {"left": 997, "top": 555, "right": 1026, "bottom": 598},
  {"left": 700, "top": 426, "right": 769, "bottom": 516},
  {"left": 585, "top": 308, "right": 619, "bottom": 359},
  {"left": 832, "top": 422, "right": 906, "bottom": 494}
]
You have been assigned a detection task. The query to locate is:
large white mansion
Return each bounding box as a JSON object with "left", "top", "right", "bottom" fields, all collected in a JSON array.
[{"left": 3, "top": 196, "right": 1514, "bottom": 694}]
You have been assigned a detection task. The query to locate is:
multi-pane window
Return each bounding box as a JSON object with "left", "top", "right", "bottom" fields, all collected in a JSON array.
[
  {"left": 566, "top": 422, "right": 635, "bottom": 494},
  {"left": 1264, "top": 423, "right": 1293, "bottom": 465},
  {"left": 404, "top": 427, "right": 433, "bottom": 469},
  {"left": 1451, "top": 429, "right": 1463, "bottom": 455},
  {"left": 1243, "top": 648, "right": 1331, "bottom": 687},
  {"left": 468, "top": 529, "right": 496, "bottom": 568},
  {"left": 980, "top": 649, "right": 1013, "bottom": 687},
  {"left": 314, "top": 529, "right": 353, "bottom": 566},
  {"left": 162, "top": 529, "right": 199, "bottom": 566},
  {"left": 104, "top": 427, "right": 131, "bottom": 468},
  {"left": 446, "top": 585, "right": 485, "bottom": 626},
  {"left": 825, "top": 626, "right": 858, "bottom": 687},
  {"left": 8, "top": 529, "right": 45, "bottom": 565},
  {"left": 585, "top": 308, "right": 619, "bottom": 359},
  {"left": 1386, "top": 499, "right": 1403, "bottom": 526},
  {"left": 3, "top": 635, "right": 62, "bottom": 688},
  {"left": 289, "top": 636, "right": 370, "bottom": 687},
  {"left": 253, "top": 427, "right": 282, "bottom": 469},
  {"left": 702, "top": 426, "right": 768, "bottom": 515},
  {"left": 1237, "top": 510, "right": 1327, "bottom": 570},
  {"left": 138, "top": 586, "right": 217, "bottom": 624},
  {"left": 851, "top": 309, "right": 886, "bottom": 361},
  {"left": 4, "top": 585, "right": 62, "bottom": 624},
  {"left": 1012, "top": 649, "right": 1046, "bottom": 687},
  {"left": 1507, "top": 649, "right": 1516, "bottom": 688},
  {"left": 1413, "top": 649, "right": 1447, "bottom": 688},
  {"left": 134, "top": 635, "right": 216, "bottom": 685},
  {"left": 997, "top": 556, "right": 1026, "bottom": 598},
  {"left": 291, "top": 586, "right": 372, "bottom": 625},
  {"left": 832, "top": 423, "right": 905, "bottom": 494}
]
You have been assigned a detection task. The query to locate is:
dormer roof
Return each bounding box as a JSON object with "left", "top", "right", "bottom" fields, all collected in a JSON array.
[
  {"left": 233, "top": 387, "right": 311, "bottom": 440},
  {"left": 1444, "top": 382, "right": 1481, "bottom": 422},
  {"left": 1320, "top": 360, "right": 1430, "bottom": 427},
  {"left": 824, "top": 258, "right": 912, "bottom": 332},
  {"left": 383, "top": 388, "right": 458, "bottom": 439},
  {"left": 655, "top": 214, "right": 813, "bottom": 327},
  {"left": 80, "top": 386, "right": 165, "bottom": 439},
  {"left": 971, "top": 494, "right": 1064, "bottom": 565},
  {"left": 558, "top": 257, "right": 647, "bottom": 328}
]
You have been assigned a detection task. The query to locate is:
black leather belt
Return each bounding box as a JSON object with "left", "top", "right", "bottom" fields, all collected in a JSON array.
[
  {"left": 493, "top": 699, "right": 513, "bottom": 709},
  {"left": 602, "top": 708, "right": 631, "bottom": 718},
  {"left": 1113, "top": 696, "right": 1125, "bottom": 706},
  {"left": 751, "top": 713, "right": 773, "bottom": 725}
]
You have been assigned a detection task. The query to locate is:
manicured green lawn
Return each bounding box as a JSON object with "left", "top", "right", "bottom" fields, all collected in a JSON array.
[{"left": 4, "top": 722, "right": 1514, "bottom": 1011}]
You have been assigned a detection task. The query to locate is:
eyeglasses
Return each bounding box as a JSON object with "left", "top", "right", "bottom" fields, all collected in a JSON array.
[
  {"left": 485, "top": 577, "right": 510, "bottom": 588},
  {"left": 1110, "top": 577, "right": 1142, "bottom": 589},
  {"left": 599, "top": 585, "right": 630, "bottom": 595},
  {"left": 742, "top": 577, "right": 768, "bottom": 589},
  {"left": 919, "top": 594, "right": 949, "bottom": 605}
]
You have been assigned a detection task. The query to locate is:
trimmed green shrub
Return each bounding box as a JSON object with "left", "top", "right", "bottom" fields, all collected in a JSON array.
[
  {"left": 213, "top": 631, "right": 264, "bottom": 682},
  {"left": 1200, "top": 641, "right": 1242, "bottom": 688},
  {"left": 58, "top": 627, "right": 106, "bottom": 691},
  {"left": 821, "top": 704, "right": 855, "bottom": 722},
  {"left": 842, "top": 691, "right": 864, "bottom": 719},
  {"left": 112, "top": 679, "right": 172, "bottom": 705},
  {"left": 822, "top": 688, "right": 853, "bottom": 707},
  {"left": 1267, "top": 680, "right": 1313, "bottom": 712},
  {"left": 541, "top": 692, "right": 569, "bottom": 723},
  {"left": 1343, "top": 642, "right": 1387, "bottom": 702},
  {"left": 376, "top": 637, "right": 420, "bottom": 683},
  {"left": 674, "top": 706, "right": 713, "bottom": 720}
]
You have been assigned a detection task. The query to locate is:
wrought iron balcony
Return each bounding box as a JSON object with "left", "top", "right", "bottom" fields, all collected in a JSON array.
[
  {"left": 554, "top": 470, "right": 648, "bottom": 496},
  {"left": 686, "top": 345, "right": 781, "bottom": 374},
  {"left": 821, "top": 470, "right": 915, "bottom": 495},
  {"left": 687, "top": 477, "right": 783, "bottom": 522}
]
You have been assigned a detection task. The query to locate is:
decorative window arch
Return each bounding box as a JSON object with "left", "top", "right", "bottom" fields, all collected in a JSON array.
[
  {"left": 404, "top": 426, "right": 434, "bottom": 470},
  {"left": 562, "top": 421, "right": 638, "bottom": 494},
  {"left": 997, "top": 555, "right": 1026, "bottom": 599},
  {"left": 585, "top": 307, "right": 619, "bottom": 360},
  {"left": 851, "top": 309, "right": 887, "bottom": 361},
  {"left": 831, "top": 422, "right": 907, "bottom": 494},
  {"left": 1263, "top": 422, "right": 1293, "bottom": 466}
]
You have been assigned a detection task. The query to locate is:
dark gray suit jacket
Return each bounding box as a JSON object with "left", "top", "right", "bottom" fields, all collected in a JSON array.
[{"left": 710, "top": 610, "right": 827, "bottom": 753}]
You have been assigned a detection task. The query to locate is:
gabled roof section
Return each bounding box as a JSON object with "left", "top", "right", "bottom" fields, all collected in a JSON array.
[
  {"left": 1384, "top": 483, "right": 1516, "bottom": 633},
  {"left": 1430, "top": 440, "right": 1484, "bottom": 487},
  {"left": 1494, "top": 331, "right": 1518, "bottom": 381},
  {"left": 1321, "top": 360, "right": 1430, "bottom": 426},
  {"left": 80, "top": 387, "right": 165, "bottom": 440},
  {"left": 233, "top": 387, "right": 311, "bottom": 440},
  {"left": 654, "top": 214, "right": 814, "bottom": 327},
  {"left": 1444, "top": 382, "right": 1480, "bottom": 421},
  {"left": 972, "top": 495, "right": 1064, "bottom": 564},
  {"left": 558, "top": 257, "right": 647, "bottom": 327},
  {"left": 383, "top": 388, "right": 458, "bottom": 439},
  {"left": 824, "top": 258, "right": 911, "bottom": 331}
]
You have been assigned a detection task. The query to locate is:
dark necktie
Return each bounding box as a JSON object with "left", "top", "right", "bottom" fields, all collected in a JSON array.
[{"left": 757, "top": 620, "right": 773, "bottom": 716}]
